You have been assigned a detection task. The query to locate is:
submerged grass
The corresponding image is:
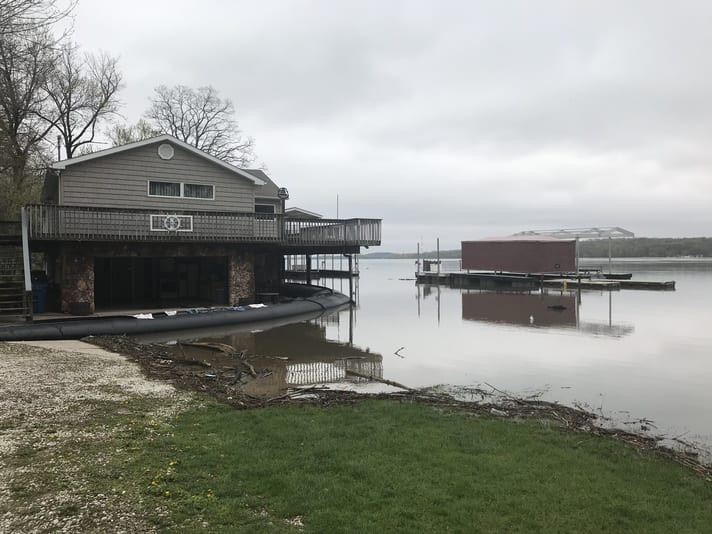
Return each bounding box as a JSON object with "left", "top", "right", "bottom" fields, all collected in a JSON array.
[{"left": 119, "top": 400, "right": 712, "bottom": 533}]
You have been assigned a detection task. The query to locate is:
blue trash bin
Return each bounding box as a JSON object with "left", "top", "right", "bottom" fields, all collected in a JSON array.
[{"left": 32, "top": 281, "right": 48, "bottom": 313}]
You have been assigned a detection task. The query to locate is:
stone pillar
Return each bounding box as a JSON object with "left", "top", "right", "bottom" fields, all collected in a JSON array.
[
  {"left": 228, "top": 251, "right": 254, "bottom": 305},
  {"left": 61, "top": 251, "right": 95, "bottom": 314}
]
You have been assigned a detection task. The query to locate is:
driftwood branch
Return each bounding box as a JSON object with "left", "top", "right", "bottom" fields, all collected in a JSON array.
[
  {"left": 345, "top": 370, "right": 415, "bottom": 392},
  {"left": 264, "top": 385, "right": 319, "bottom": 404},
  {"left": 484, "top": 382, "right": 527, "bottom": 405},
  {"left": 182, "top": 341, "right": 237, "bottom": 354},
  {"left": 239, "top": 359, "right": 257, "bottom": 378},
  {"left": 156, "top": 355, "right": 212, "bottom": 368}
]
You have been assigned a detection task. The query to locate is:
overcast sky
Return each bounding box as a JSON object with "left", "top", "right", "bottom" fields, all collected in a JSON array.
[{"left": 72, "top": 0, "right": 712, "bottom": 251}]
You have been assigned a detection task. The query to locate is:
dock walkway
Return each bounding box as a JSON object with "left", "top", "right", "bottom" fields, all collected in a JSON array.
[{"left": 416, "top": 271, "right": 675, "bottom": 291}]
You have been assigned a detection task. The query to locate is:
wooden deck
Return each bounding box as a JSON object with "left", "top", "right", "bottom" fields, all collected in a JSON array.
[{"left": 23, "top": 204, "right": 381, "bottom": 249}]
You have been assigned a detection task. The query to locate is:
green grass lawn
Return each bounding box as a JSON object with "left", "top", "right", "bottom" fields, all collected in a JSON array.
[{"left": 119, "top": 399, "right": 712, "bottom": 533}]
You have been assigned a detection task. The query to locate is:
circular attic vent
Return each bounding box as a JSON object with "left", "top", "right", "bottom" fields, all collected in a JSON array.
[{"left": 158, "top": 143, "right": 175, "bottom": 160}]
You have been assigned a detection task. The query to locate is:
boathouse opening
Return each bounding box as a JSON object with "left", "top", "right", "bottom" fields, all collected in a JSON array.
[{"left": 94, "top": 256, "right": 228, "bottom": 309}]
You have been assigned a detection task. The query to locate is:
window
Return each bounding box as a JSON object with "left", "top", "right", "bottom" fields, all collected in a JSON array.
[
  {"left": 184, "top": 183, "right": 214, "bottom": 199},
  {"left": 149, "top": 181, "right": 180, "bottom": 197},
  {"left": 148, "top": 181, "right": 215, "bottom": 200},
  {"left": 255, "top": 204, "right": 275, "bottom": 220},
  {"left": 255, "top": 204, "right": 275, "bottom": 214}
]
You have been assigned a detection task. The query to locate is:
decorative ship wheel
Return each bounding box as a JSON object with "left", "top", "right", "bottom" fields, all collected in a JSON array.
[{"left": 163, "top": 215, "right": 181, "bottom": 231}]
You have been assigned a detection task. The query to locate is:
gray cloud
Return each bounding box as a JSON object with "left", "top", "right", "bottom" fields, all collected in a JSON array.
[{"left": 74, "top": 0, "right": 712, "bottom": 251}]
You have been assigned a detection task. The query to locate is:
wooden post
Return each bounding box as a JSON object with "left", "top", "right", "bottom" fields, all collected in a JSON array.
[{"left": 306, "top": 255, "right": 312, "bottom": 285}]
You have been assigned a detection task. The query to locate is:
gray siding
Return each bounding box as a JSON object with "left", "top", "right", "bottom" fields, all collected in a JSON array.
[{"left": 59, "top": 142, "right": 256, "bottom": 212}]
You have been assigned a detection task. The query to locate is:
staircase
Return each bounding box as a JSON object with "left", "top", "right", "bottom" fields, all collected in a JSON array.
[{"left": 0, "top": 246, "right": 31, "bottom": 321}]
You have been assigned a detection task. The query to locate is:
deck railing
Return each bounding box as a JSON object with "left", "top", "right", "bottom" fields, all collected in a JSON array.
[
  {"left": 25, "top": 204, "right": 381, "bottom": 247},
  {"left": 284, "top": 217, "right": 381, "bottom": 247}
]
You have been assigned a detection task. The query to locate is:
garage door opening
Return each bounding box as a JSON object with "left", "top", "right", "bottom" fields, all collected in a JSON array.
[{"left": 94, "top": 256, "right": 228, "bottom": 310}]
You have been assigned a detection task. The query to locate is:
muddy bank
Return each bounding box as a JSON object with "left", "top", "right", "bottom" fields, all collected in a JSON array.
[{"left": 87, "top": 335, "right": 711, "bottom": 481}]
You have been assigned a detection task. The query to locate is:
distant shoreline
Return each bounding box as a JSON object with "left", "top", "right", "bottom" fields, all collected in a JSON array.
[
  {"left": 362, "top": 237, "right": 712, "bottom": 260},
  {"left": 360, "top": 255, "right": 712, "bottom": 261}
]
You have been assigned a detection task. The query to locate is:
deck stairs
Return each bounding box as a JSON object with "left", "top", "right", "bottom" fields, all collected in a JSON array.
[{"left": 0, "top": 245, "right": 31, "bottom": 321}]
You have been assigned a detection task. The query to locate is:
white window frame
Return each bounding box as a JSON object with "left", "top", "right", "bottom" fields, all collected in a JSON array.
[{"left": 147, "top": 180, "right": 215, "bottom": 201}]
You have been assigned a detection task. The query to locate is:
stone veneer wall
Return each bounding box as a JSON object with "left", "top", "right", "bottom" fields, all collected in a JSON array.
[
  {"left": 61, "top": 251, "right": 95, "bottom": 314},
  {"left": 228, "top": 250, "right": 255, "bottom": 305},
  {"left": 59, "top": 243, "right": 255, "bottom": 312}
]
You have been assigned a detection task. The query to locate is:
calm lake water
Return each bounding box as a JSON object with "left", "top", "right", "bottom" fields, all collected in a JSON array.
[{"left": 147, "top": 258, "right": 712, "bottom": 457}]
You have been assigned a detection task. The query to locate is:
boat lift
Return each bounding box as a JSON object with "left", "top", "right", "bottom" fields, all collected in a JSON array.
[{"left": 511, "top": 226, "right": 635, "bottom": 275}]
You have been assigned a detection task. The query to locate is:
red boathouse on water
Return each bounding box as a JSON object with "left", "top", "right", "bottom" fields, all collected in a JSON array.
[{"left": 461, "top": 236, "right": 576, "bottom": 274}]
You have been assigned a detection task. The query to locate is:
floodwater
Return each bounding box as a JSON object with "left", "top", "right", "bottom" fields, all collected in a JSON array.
[{"left": 145, "top": 258, "right": 712, "bottom": 455}]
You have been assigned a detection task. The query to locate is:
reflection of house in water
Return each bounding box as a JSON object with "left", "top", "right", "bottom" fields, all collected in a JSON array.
[
  {"left": 462, "top": 292, "right": 577, "bottom": 328},
  {"left": 208, "top": 317, "right": 382, "bottom": 395}
]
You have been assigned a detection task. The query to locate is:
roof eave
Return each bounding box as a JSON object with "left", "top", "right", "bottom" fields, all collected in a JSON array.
[{"left": 49, "top": 134, "right": 265, "bottom": 186}]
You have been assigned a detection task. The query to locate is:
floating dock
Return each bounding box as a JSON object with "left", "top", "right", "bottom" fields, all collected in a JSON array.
[
  {"left": 284, "top": 269, "right": 357, "bottom": 280},
  {"left": 415, "top": 271, "right": 675, "bottom": 291}
]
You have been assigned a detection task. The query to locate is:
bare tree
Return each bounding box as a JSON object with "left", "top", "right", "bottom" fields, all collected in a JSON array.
[
  {"left": 0, "top": 29, "right": 56, "bottom": 187},
  {"left": 0, "top": 0, "right": 74, "bottom": 218},
  {"left": 0, "top": 0, "right": 75, "bottom": 38},
  {"left": 106, "top": 118, "right": 158, "bottom": 146},
  {"left": 145, "top": 85, "right": 256, "bottom": 166},
  {"left": 43, "top": 44, "right": 123, "bottom": 158}
]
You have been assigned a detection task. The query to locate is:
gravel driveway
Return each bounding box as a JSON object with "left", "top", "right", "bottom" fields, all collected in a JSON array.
[{"left": 0, "top": 340, "right": 193, "bottom": 533}]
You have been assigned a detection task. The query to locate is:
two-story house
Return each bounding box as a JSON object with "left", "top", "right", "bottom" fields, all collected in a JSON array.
[{"left": 17, "top": 134, "right": 380, "bottom": 316}]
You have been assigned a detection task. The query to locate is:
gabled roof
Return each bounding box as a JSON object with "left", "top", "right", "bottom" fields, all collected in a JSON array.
[
  {"left": 243, "top": 169, "right": 279, "bottom": 198},
  {"left": 49, "top": 134, "right": 265, "bottom": 185},
  {"left": 285, "top": 207, "right": 322, "bottom": 219}
]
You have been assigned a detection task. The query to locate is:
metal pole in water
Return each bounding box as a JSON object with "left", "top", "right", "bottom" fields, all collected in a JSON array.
[
  {"left": 347, "top": 254, "right": 353, "bottom": 302},
  {"left": 575, "top": 237, "right": 580, "bottom": 278},
  {"left": 416, "top": 242, "right": 420, "bottom": 274},
  {"left": 608, "top": 237, "right": 612, "bottom": 274},
  {"left": 349, "top": 303, "right": 354, "bottom": 345},
  {"left": 437, "top": 238, "right": 440, "bottom": 276},
  {"left": 417, "top": 283, "right": 421, "bottom": 317},
  {"left": 576, "top": 237, "right": 581, "bottom": 305}
]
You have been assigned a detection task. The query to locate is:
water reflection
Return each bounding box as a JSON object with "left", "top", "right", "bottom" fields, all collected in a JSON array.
[
  {"left": 136, "top": 304, "right": 382, "bottom": 395},
  {"left": 418, "top": 283, "right": 634, "bottom": 337},
  {"left": 129, "top": 258, "right": 712, "bottom": 460},
  {"left": 461, "top": 291, "right": 577, "bottom": 328}
]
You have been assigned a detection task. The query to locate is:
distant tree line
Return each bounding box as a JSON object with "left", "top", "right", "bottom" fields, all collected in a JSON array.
[
  {"left": 363, "top": 237, "right": 712, "bottom": 259},
  {"left": 362, "top": 250, "right": 462, "bottom": 260},
  {"left": 578, "top": 237, "right": 712, "bottom": 258},
  {"left": 0, "top": 0, "right": 255, "bottom": 220}
]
